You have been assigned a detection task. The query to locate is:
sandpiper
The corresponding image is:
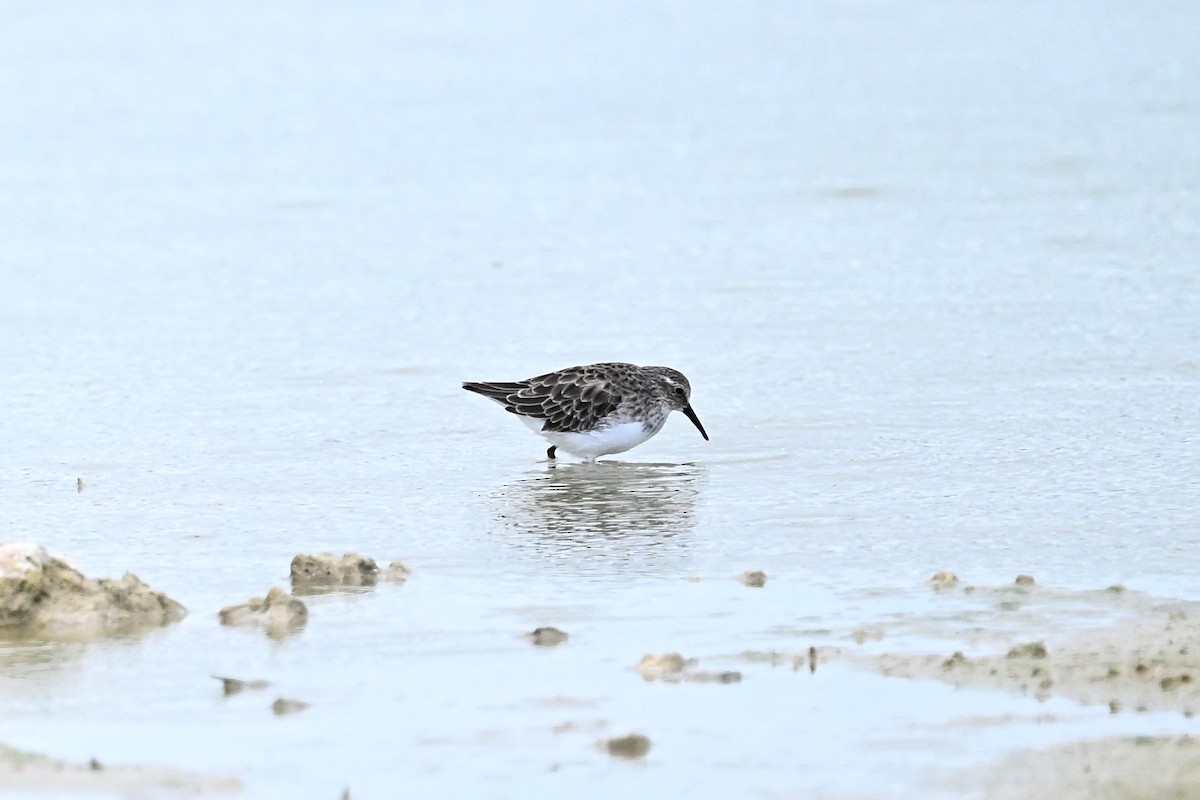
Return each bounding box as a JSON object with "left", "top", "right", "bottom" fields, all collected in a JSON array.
[{"left": 463, "top": 362, "right": 708, "bottom": 461}]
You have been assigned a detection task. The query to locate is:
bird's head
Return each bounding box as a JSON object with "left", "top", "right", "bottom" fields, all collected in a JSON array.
[{"left": 648, "top": 367, "right": 708, "bottom": 441}]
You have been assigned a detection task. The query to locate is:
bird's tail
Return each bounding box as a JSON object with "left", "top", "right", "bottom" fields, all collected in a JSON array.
[{"left": 462, "top": 381, "right": 525, "bottom": 404}]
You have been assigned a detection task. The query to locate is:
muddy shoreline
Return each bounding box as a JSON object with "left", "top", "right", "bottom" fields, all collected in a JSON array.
[
  {"left": 842, "top": 577, "right": 1200, "bottom": 718},
  {"left": 5, "top": 559, "right": 1197, "bottom": 796}
]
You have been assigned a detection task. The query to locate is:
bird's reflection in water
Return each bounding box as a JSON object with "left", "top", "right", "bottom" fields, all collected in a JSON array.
[{"left": 492, "top": 461, "right": 705, "bottom": 573}]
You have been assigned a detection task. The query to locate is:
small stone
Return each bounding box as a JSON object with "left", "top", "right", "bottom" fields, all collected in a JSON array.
[
  {"left": 604, "top": 733, "right": 652, "bottom": 759},
  {"left": 213, "top": 675, "right": 270, "bottom": 696},
  {"left": 928, "top": 571, "right": 959, "bottom": 589},
  {"left": 1014, "top": 574, "right": 1036, "bottom": 586},
  {"left": 383, "top": 561, "right": 412, "bottom": 582},
  {"left": 1005, "top": 641, "right": 1048, "bottom": 659},
  {"left": 738, "top": 570, "right": 767, "bottom": 588},
  {"left": 634, "top": 653, "right": 738, "bottom": 684},
  {"left": 635, "top": 653, "right": 688, "bottom": 680},
  {"left": 271, "top": 697, "right": 310, "bottom": 716},
  {"left": 527, "top": 627, "right": 569, "bottom": 646},
  {"left": 219, "top": 587, "right": 307, "bottom": 637}
]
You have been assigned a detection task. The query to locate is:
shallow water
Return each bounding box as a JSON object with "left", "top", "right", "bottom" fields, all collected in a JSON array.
[{"left": 2, "top": 0, "right": 1199, "bottom": 797}]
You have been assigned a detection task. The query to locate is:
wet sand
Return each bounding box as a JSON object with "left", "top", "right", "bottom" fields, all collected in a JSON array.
[
  {"left": 721, "top": 575, "right": 1200, "bottom": 797},
  {"left": 0, "top": 742, "right": 240, "bottom": 795},
  {"left": 947, "top": 735, "right": 1200, "bottom": 800},
  {"left": 842, "top": 579, "right": 1200, "bottom": 717}
]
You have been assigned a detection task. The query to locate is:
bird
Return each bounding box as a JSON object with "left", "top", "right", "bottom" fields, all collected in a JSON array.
[{"left": 462, "top": 362, "right": 708, "bottom": 461}]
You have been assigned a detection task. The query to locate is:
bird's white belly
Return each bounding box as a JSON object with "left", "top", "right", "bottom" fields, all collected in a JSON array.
[{"left": 519, "top": 417, "right": 657, "bottom": 460}]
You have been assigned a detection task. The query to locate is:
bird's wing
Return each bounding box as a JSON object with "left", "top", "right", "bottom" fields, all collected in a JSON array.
[{"left": 463, "top": 366, "right": 622, "bottom": 433}]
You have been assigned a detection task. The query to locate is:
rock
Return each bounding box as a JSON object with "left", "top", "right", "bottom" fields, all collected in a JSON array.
[
  {"left": 0, "top": 542, "right": 186, "bottom": 635},
  {"left": 929, "top": 571, "right": 960, "bottom": 589},
  {"left": 738, "top": 570, "right": 767, "bottom": 587},
  {"left": 383, "top": 561, "right": 412, "bottom": 582},
  {"left": 290, "top": 553, "right": 379, "bottom": 590},
  {"left": 604, "top": 733, "right": 652, "bottom": 759},
  {"left": 213, "top": 676, "right": 270, "bottom": 696},
  {"left": 218, "top": 587, "right": 307, "bottom": 637},
  {"left": 635, "top": 653, "right": 688, "bottom": 680},
  {"left": 635, "top": 653, "right": 740, "bottom": 684},
  {"left": 1015, "top": 574, "right": 1036, "bottom": 586},
  {"left": 270, "top": 697, "right": 310, "bottom": 716},
  {"left": 526, "top": 627, "right": 569, "bottom": 646}
]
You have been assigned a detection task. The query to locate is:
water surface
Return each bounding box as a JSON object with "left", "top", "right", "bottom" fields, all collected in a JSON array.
[{"left": 1, "top": 0, "right": 1198, "bottom": 797}]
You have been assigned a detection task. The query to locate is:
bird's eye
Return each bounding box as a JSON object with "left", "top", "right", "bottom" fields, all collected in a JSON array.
[{"left": 674, "top": 386, "right": 686, "bottom": 396}]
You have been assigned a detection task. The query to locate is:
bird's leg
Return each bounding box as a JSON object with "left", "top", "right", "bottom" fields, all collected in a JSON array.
[{"left": 546, "top": 445, "right": 557, "bottom": 460}]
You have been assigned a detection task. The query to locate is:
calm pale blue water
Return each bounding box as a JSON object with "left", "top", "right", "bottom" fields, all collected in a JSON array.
[{"left": 2, "top": 0, "right": 1198, "bottom": 797}]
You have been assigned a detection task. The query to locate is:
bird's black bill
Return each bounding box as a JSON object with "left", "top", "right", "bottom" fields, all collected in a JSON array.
[{"left": 682, "top": 404, "right": 709, "bottom": 441}]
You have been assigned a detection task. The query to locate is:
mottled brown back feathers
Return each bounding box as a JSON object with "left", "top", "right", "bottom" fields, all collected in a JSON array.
[{"left": 462, "top": 363, "right": 635, "bottom": 433}]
